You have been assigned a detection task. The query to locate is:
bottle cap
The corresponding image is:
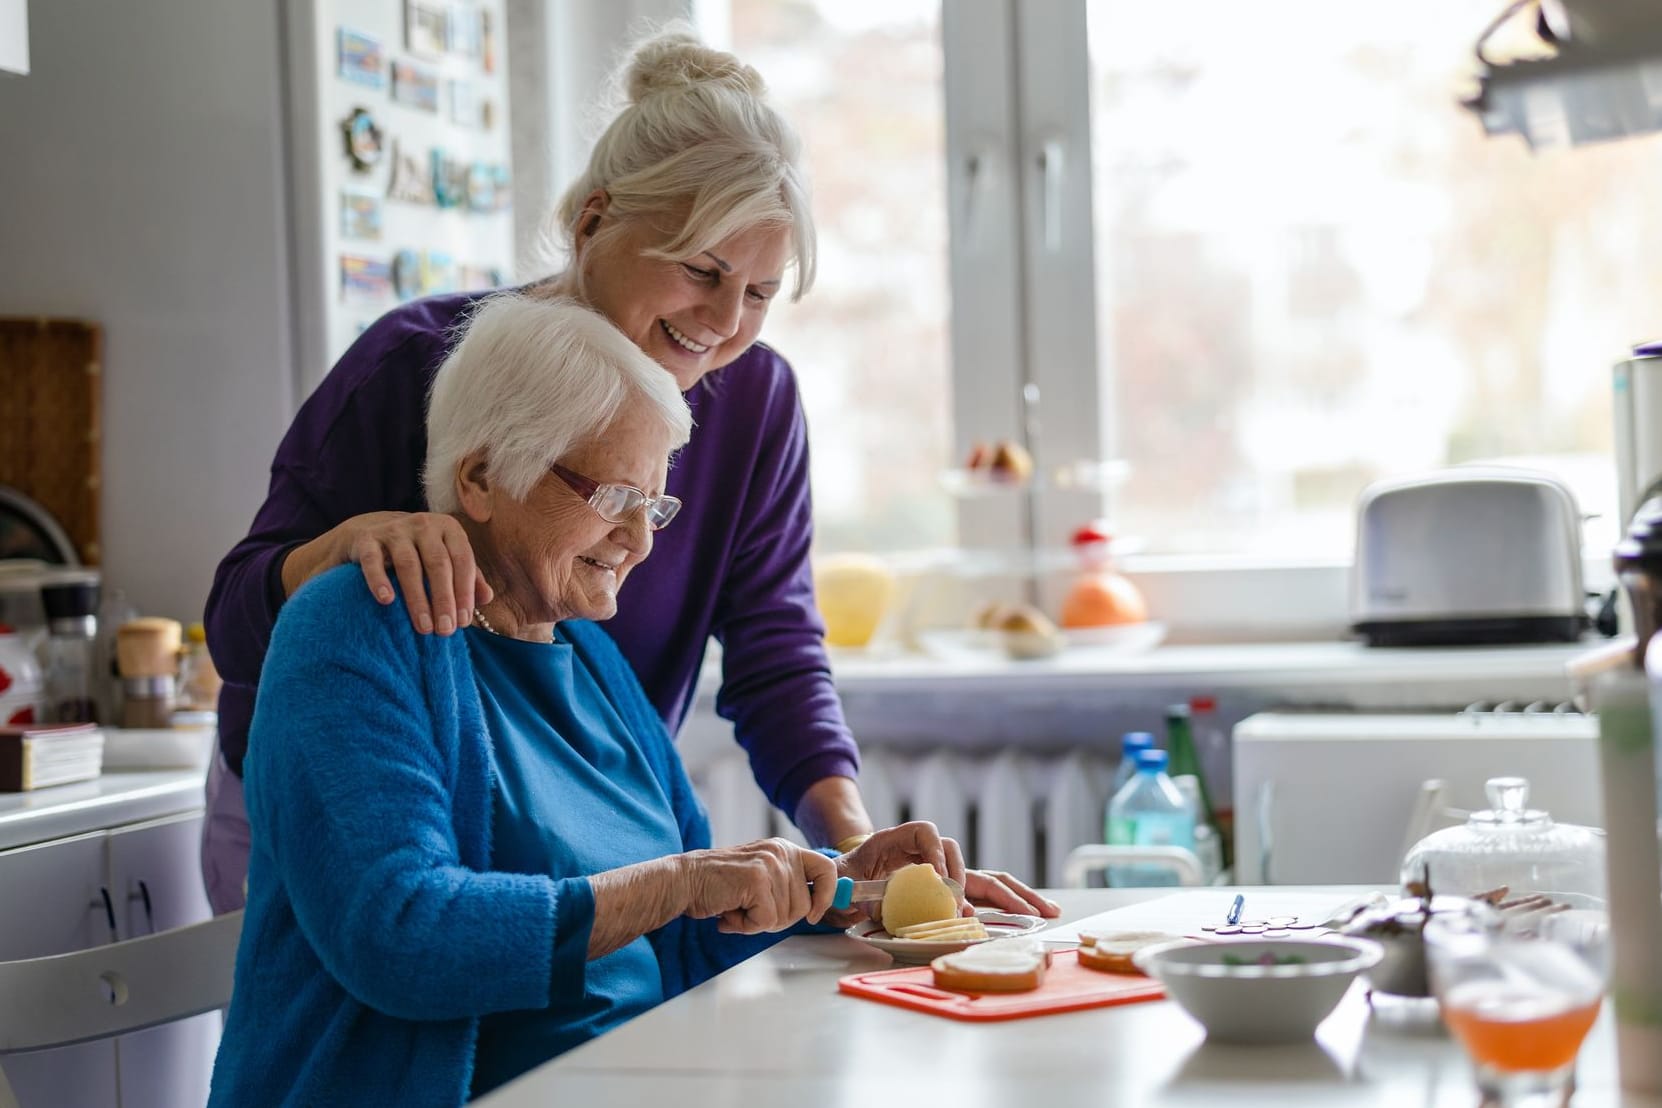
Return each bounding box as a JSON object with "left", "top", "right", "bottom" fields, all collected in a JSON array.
[
  {"left": 40, "top": 575, "right": 100, "bottom": 621},
  {"left": 1189, "top": 696, "right": 1216, "bottom": 713},
  {"left": 1120, "top": 731, "right": 1154, "bottom": 755},
  {"left": 1134, "top": 748, "right": 1169, "bottom": 772},
  {"left": 1165, "top": 702, "right": 1191, "bottom": 721}
]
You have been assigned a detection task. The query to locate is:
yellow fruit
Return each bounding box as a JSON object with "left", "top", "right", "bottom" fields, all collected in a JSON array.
[
  {"left": 813, "top": 554, "right": 896, "bottom": 647},
  {"left": 880, "top": 863, "right": 959, "bottom": 933}
]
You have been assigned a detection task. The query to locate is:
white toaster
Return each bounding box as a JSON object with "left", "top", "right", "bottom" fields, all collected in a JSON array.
[{"left": 1349, "top": 467, "right": 1587, "bottom": 646}]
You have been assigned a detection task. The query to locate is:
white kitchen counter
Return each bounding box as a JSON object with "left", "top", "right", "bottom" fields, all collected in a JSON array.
[
  {"left": 682, "top": 638, "right": 1595, "bottom": 754},
  {"left": 477, "top": 887, "right": 1647, "bottom": 1108},
  {"left": 0, "top": 768, "right": 206, "bottom": 851}
]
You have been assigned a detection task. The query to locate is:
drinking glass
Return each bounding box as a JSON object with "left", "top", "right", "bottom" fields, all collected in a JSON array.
[{"left": 1425, "top": 908, "right": 1609, "bottom": 1107}]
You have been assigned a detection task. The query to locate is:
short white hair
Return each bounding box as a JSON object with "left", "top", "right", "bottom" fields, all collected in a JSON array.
[
  {"left": 547, "top": 25, "right": 816, "bottom": 300},
  {"left": 423, "top": 294, "right": 692, "bottom": 514}
]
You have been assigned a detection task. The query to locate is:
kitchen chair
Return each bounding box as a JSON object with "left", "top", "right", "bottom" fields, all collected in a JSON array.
[{"left": 0, "top": 910, "right": 242, "bottom": 1108}]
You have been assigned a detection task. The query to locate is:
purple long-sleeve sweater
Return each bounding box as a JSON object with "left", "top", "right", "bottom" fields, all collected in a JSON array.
[{"left": 205, "top": 290, "right": 859, "bottom": 816}]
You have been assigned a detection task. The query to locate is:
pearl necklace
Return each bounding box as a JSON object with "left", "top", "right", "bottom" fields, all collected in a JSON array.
[{"left": 472, "top": 608, "right": 554, "bottom": 644}]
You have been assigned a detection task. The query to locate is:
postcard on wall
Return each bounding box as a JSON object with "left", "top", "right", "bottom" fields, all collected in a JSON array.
[
  {"left": 340, "top": 254, "right": 393, "bottom": 301},
  {"left": 481, "top": 9, "right": 496, "bottom": 73},
  {"left": 386, "top": 139, "right": 435, "bottom": 204},
  {"left": 392, "top": 59, "right": 440, "bottom": 112},
  {"left": 337, "top": 28, "right": 386, "bottom": 89},
  {"left": 404, "top": 0, "right": 448, "bottom": 58},
  {"left": 339, "top": 191, "right": 383, "bottom": 240},
  {"left": 447, "top": 4, "right": 482, "bottom": 58}
]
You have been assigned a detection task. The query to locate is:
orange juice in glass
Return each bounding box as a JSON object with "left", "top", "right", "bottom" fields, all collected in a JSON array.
[{"left": 1426, "top": 910, "right": 1608, "bottom": 1107}]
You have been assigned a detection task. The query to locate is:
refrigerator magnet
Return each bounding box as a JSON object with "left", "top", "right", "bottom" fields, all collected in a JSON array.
[
  {"left": 340, "top": 108, "right": 384, "bottom": 173},
  {"left": 340, "top": 255, "right": 393, "bottom": 301},
  {"left": 449, "top": 80, "right": 483, "bottom": 129},
  {"left": 422, "top": 251, "right": 458, "bottom": 295},
  {"left": 481, "top": 9, "right": 496, "bottom": 74},
  {"left": 393, "top": 249, "right": 422, "bottom": 300},
  {"left": 392, "top": 59, "right": 440, "bottom": 112},
  {"left": 404, "top": 0, "right": 448, "bottom": 58},
  {"left": 387, "top": 140, "right": 435, "bottom": 204},
  {"left": 432, "top": 149, "right": 468, "bottom": 209},
  {"left": 465, "top": 162, "right": 497, "bottom": 212},
  {"left": 336, "top": 28, "right": 385, "bottom": 89},
  {"left": 340, "top": 191, "right": 383, "bottom": 241},
  {"left": 447, "top": 5, "right": 482, "bottom": 58}
]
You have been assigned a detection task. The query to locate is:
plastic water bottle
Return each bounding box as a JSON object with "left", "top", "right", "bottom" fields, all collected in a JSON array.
[
  {"left": 1110, "top": 731, "right": 1156, "bottom": 795},
  {"left": 1106, "top": 748, "right": 1196, "bottom": 887}
]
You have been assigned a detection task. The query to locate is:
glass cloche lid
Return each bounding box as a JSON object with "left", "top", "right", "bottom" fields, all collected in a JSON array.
[{"left": 1399, "top": 777, "right": 1606, "bottom": 906}]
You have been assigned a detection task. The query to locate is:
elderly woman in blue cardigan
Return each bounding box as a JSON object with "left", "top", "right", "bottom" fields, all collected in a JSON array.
[{"left": 207, "top": 294, "right": 964, "bottom": 1106}]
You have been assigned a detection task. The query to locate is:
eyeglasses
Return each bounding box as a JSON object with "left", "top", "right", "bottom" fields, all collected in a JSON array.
[{"left": 549, "top": 462, "right": 683, "bottom": 531}]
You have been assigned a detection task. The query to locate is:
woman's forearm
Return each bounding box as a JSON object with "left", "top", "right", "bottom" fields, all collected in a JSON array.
[
  {"left": 586, "top": 855, "right": 690, "bottom": 959},
  {"left": 279, "top": 530, "right": 344, "bottom": 598},
  {"left": 792, "top": 775, "right": 873, "bottom": 850}
]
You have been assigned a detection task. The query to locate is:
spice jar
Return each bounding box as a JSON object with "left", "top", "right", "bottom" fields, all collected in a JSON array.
[{"left": 116, "top": 617, "right": 182, "bottom": 730}]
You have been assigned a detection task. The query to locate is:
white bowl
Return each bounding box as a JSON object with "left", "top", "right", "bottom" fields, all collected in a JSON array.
[{"left": 1133, "top": 937, "right": 1383, "bottom": 1044}]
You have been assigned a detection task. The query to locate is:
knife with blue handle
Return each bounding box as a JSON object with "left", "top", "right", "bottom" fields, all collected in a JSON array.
[{"left": 822, "top": 876, "right": 964, "bottom": 911}]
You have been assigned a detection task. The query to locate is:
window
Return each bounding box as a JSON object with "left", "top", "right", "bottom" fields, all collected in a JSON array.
[
  {"left": 702, "top": 0, "right": 957, "bottom": 554},
  {"left": 1086, "top": 1, "right": 1659, "bottom": 556},
  {"left": 631, "top": 0, "right": 1655, "bottom": 602}
]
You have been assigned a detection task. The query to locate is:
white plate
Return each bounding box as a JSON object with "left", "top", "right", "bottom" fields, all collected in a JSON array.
[
  {"left": 846, "top": 910, "right": 1045, "bottom": 965},
  {"left": 916, "top": 622, "right": 1166, "bottom": 663}
]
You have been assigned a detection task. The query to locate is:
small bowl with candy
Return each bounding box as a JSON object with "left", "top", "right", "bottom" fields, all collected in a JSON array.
[{"left": 1133, "top": 937, "right": 1384, "bottom": 1044}]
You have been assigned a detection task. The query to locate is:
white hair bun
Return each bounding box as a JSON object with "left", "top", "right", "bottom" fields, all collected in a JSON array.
[{"left": 626, "top": 31, "right": 767, "bottom": 103}]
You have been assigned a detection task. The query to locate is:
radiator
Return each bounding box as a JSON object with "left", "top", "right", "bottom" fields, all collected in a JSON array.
[{"left": 688, "top": 746, "right": 1117, "bottom": 888}]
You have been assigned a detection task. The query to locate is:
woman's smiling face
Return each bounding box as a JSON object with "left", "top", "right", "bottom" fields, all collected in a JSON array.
[
  {"left": 480, "top": 403, "right": 674, "bottom": 627},
  {"left": 577, "top": 215, "right": 793, "bottom": 392}
]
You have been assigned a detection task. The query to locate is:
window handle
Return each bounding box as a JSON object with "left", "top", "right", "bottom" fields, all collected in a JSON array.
[
  {"left": 1037, "top": 138, "right": 1067, "bottom": 252},
  {"left": 960, "top": 143, "right": 993, "bottom": 243}
]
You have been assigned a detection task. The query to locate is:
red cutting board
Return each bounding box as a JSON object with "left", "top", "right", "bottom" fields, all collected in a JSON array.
[{"left": 838, "top": 948, "right": 1166, "bottom": 1022}]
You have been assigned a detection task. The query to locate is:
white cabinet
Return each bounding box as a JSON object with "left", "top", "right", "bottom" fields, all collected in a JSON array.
[
  {"left": 108, "top": 815, "right": 219, "bottom": 1108},
  {"left": 0, "top": 811, "right": 216, "bottom": 1108},
  {"left": 0, "top": 832, "right": 120, "bottom": 1107}
]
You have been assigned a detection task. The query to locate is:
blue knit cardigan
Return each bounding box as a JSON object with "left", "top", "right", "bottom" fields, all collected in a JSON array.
[{"left": 208, "top": 567, "right": 773, "bottom": 1107}]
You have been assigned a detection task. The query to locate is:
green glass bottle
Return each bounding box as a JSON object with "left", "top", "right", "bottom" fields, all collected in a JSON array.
[{"left": 1164, "top": 703, "right": 1217, "bottom": 832}]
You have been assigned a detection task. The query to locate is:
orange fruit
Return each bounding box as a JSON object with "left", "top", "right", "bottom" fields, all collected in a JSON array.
[{"left": 1060, "top": 573, "right": 1148, "bottom": 627}]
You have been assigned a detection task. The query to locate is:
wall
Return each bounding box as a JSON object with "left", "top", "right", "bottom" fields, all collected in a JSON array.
[{"left": 0, "top": 0, "right": 294, "bottom": 623}]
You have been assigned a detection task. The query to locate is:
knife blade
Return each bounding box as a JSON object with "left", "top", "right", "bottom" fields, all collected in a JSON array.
[{"left": 822, "top": 875, "right": 965, "bottom": 912}]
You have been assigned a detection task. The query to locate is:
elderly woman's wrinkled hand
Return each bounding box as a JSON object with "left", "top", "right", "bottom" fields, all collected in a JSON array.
[
  {"left": 679, "top": 838, "right": 839, "bottom": 935},
  {"left": 836, "top": 821, "right": 971, "bottom": 921}
]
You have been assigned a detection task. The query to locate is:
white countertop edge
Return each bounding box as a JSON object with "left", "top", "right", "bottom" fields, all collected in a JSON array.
[{"left": 0, "top": 770, "right": 208, "bottom": 851}]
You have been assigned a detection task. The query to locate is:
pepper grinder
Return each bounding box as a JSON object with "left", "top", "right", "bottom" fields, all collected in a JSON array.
[{"left": 116, "top": 618, "right": 182, "bottom": 729}]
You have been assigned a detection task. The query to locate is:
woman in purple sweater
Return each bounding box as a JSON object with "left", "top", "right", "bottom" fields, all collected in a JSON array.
[{"left": 202, "top": 28, "right": 1056, "bottom": 921}]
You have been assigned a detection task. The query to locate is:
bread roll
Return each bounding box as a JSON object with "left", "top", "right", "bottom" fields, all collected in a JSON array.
[{"left": 931, "top": 938, "right": 1049, "bottom": 993}]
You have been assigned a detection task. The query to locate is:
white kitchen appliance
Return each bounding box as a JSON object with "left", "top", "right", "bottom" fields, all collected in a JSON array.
[
  {"left": 1350, "top": 467, "right": 1587, "bottom": 646},
  {"left": 1233, "top": 709, "right": 1601, "bottom": 886},
  {"left": 1613, "top": 342, "right": 1662, "bottom": 529}
]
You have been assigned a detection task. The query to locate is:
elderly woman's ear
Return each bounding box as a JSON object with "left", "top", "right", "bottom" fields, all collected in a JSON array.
[{"left": 455, "top": 450, "right": 495, "bottom": 524}]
